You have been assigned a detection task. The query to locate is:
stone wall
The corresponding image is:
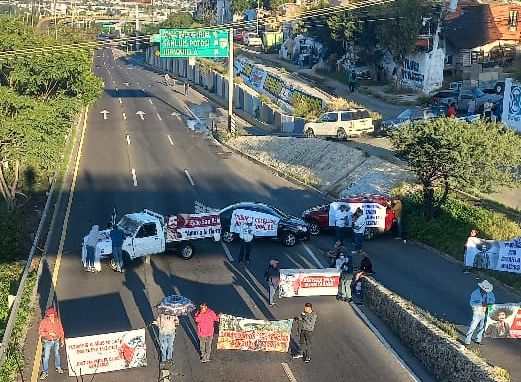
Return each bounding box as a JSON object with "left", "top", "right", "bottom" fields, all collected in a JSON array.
[{"left": 363, "top": 277, "right": 508, "bottom": 382}]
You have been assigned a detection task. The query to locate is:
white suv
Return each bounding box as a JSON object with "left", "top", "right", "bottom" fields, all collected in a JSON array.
[{"left": 304, "top": 109, "right": 374, "bottom": 140}]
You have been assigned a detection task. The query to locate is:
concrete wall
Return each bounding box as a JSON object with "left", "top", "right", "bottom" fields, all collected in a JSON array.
[{"left": 363, "top": 277, "right": 508, "bottom": 382}]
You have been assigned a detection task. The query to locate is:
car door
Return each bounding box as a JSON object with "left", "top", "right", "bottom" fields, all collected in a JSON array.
[
  {"left": 340, "top": 112, "right": 353, "bottom": 133},
  {"left": 133, "top": 222, "right": 162, "bottom": 258},
  {"left": 313, "top": 113, "right": 329, "bottom": 136}
]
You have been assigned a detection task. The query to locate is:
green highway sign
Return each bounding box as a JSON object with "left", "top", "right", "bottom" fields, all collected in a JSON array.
[
  {"left": 150, "top": 34, "right": 161, "bottom": 43},
  {"left": 159, "top": 28, "right": 229, "bottom": 58}
]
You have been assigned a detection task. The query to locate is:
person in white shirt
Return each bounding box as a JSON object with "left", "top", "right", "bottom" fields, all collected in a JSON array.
[
  {"left": 334, "top": 204, "right": 350, "bottom": 244},
  {"left": 463, "top": 228, "right": 481, "bottom": 273},
  {"left": 351, "top": 208, "right": 366, "bottom": 254},
  {"left": 238, "top": 217, "right": 254, "bottom": 264}
]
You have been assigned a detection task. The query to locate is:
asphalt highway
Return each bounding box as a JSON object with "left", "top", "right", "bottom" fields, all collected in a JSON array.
[{"left": 22, "top": 48, "right": 423, "bottom": 382}]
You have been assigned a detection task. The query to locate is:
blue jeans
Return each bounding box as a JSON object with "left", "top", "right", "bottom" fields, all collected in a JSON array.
[
  {"left": 354, "top": 233, "right": 364, "bottom": 251},
  {"left": 86, "top": 245, "right": 95, "bottom": 267},
  {"left": 159, "top": 332, "right": 176, "bottom": 361},
  {"left": 42, "top": 339, "right": 61, "bottom": 373},
  {"left": 334, "top": 227, "right": 346, "bottom": 244},
  {"left": 339, "top": 274, "right": 352, "bottom": 299},
  {"left": 465, "top": 308, "right": 487, "bottom": 344},
  {"left": 268, "top": 284, "right": 278, "bottom": 304},
  {"left": 112, "top": 246, "right": 123, "bottom": 270}
]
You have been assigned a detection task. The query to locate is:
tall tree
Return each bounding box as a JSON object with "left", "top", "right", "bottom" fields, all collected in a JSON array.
[
  {"left": 390, "top": 118, "right": 521, "bottom": 219},
  {"left": 232, "top": 0, "right": 255, "bottom": 14}
]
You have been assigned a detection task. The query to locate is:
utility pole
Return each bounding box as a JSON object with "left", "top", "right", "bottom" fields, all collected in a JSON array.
[
  {"left": 256, "top": 0, "right": 259, "bottom": 35},
  {"left": 228, "top": 28, "right": 234, "bottom": 134}
]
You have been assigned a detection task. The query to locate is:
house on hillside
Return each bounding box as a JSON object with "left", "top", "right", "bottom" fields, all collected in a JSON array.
[{"left": 443, "top": 1, "right": 521, "bottom": 70}]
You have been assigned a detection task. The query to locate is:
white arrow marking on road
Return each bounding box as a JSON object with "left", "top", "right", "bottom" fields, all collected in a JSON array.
[
  {"left": 221, "top": 242, "right": 234, "bottom": 262},
  {"left": 126, "top": 134, "right": 131, "bottom": 146},
  {"left": 119, "top": 98, "right": 122, "bottom": 104},
  {"left": 100, "top": 110, "right": 110, "bottom": 120},
  {"left": 131, "top": 169, "right": 138, "bottom": 187},
  {"left": 171, "top": 111, "right": 180, "bottom": 119},
  {"left": 157, "top": 113, "right": 162, "bottom": 121},
  {"left": 184, "top": 169, "right": 195, "bottom": 186},
  {"left": 167, "top": 135, "right": 174, "bottom": 146},
  {"left": 123, "top": 112, "right": 126, "bottom": 120},
  {"left": 136, "top": 111, "right": 146, "bottom": 121},
  {"left": 148, "top": 99, "right": 153, "bottom": 105},
  {"left": 124, "top": 82, "right": 130, "bottom": 86}
]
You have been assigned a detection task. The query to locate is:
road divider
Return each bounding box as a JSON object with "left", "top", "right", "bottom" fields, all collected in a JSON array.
[
  {"left": 184, "top": 169, "right": 195, "bottom": 187},
  {"left": 132, "top": 168, "right": 138, "bottom": 187}
]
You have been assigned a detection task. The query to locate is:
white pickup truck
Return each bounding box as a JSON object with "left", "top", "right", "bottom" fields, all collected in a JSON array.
[{"left": 81, "top": 209, "right": 221, "bottom": 269}]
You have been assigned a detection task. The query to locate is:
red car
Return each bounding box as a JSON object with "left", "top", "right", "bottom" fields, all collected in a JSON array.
[{"left": 301, "top": 194, "right": 396, "bottom": 240}]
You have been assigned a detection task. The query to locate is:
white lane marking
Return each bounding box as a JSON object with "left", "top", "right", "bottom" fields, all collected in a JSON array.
[
  {"left": 349, "top": 303, "right": 421, "bottom": 382},
  {"left": 126, "top": 134, "right": 131, "bottom": 146},
  {"left": 281, "top": 363, "right": 298, "bottom": 382},
  {"left": 148, "top": 84, "right": 152, "bottom": 88},
  {"left": 157, "top": 113, "right": 162, "bottom": 121},
  {"left": 148, "top": 99, "right": 153, "bottom": 105},
  {"left": 122, "top": 112, "right": 126, "bottom": 120},
  {"left": 167, "top": 135, "right": 174, "bottom": 146},
  {"left": 221, "top": 242, "right": 234, "bottom": 262},
  {"left": 131, "top": 169, "right": 138, "bottom": 187},
  {"left": 184, "top": 169, "right": 195, "bottom": 186},
  {"left": 119, "top": 98, "right": 122, "bottom": 104},
  {"left": 302, "top": 243, "right": 324, "bottom": 269}
]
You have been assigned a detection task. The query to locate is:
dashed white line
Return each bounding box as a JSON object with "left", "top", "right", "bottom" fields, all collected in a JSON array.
[
  {"left": 119, "top": 98, "right": 122, "bottom": 104},
  {"left": 131, "top": 169, "right": 138, "bottom": 187},
  {"left": 167, "top": 135, "right": 174, "bottom": 146},
  {"left": 156, "top": 113, "right": 162, "bottom": 121},
  {"left": 126, "top": 134, "right": 131, "bottom": 146},
  {"left": 221, "top": 242, "right": 234, "bottom": 262},
  {"left": 148, "top": 99, "right": 153, "bottom": 105},
  {"left": 122, "top": 112, "right": 126, "bottom": 120},
  {"left": 184, "top": 169, "right": 195, "bottom": 186},
  {"left": 281, "top": 363, "right": 298, "bottom": 382},
  {"left": 302, "top": 243, "right": 324, "bottom": 269}
]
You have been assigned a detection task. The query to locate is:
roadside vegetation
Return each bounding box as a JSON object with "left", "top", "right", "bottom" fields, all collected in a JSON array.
[{"left": 0, "top": 16, "right": 102, "bottom": 380}]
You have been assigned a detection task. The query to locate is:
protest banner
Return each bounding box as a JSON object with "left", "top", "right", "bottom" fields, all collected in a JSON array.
[
  {"left": 217, "top": 314, "right": 292, "bottom": 352},
  {"left": 230, "top": 209, "right": 280, "bottom": 237},
  {"left": 329, "top": 202, "right": 387, "bottom": 228},
  {"left": 279, "top": 268, "right": 341, "bottom": 298},
  {"left": 65, "top": 329, "right": 146, "bottom": 376},
  {"left": 485, "top": 304, "right": 521, "bottom": 339},
  {"left": 464, "top": 237, "right": 521, "bottom": 274},
  {"left": 165, "top": 213, "right": 221, "bottom": 242}
]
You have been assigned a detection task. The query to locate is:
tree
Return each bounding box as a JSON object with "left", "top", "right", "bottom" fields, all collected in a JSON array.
[
  {"left": 390, "top": 118, "right": 521, "bottom": 219},
  {"left": 375, "top": 0, "right": 424, "bottom": 89},
  {"left": 160, "top": 12, "right": 195, "bottom": 29},
  {"left": 232, "top": 0, "right": 255, "bottom": 15}
]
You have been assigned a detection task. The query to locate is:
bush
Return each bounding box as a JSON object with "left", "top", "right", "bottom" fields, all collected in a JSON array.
[{"left": 293, "top": 98, "right": 322, "bottom": 120}]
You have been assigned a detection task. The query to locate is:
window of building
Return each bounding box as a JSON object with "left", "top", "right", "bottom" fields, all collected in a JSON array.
[{"left": 509, "top": 10, "right": 519, "bottom": 31}]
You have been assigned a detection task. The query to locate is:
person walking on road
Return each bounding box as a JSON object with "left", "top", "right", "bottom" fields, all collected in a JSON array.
[
  {"left": 85, "top": 225, "right": 100, "bottom": 272},
  {"left": 153, "top": 314, "right": 179, "bottom": 364},
  {"left": 184, "top": 80, "right": 189, "bottom": 97},
  {"left": 238, "top": 217, "right": 254, "bottom": 264},
  {"left": 463, "top": 228, "right": 480, "bottom": 273},
  {"left": 39, "top": 307, "right": 65, "bottom": 380},
  {"left": 464, "top": 280, "right": 495, "bottom": 345},
  {"left": 351, "top": 208, "right": 366, "bottom": 254},
  {"left": 348, "top": 70, "right": 357, "bottom": 92},
  {"left": 110, "top": 223, "right": 125, "bottom": 272},
  {"left": 336, "top": 254, "right": 353, "bottom": 302},
  {"left": 292, "top": 303, "right": 317, "bottom": 363},
  {"left": 265, "top": 259, "right": 281, "bottom": 306},
  {"left": 194, "top": 303, "right": 219, "bottom": 363},
  {"left": 447, "top": 102, "right": 457, "bottom": 118},
  {"left": 334, "top": 204, "right": 350, "bottom": 245},
  {"left": 391, "top": 197, "right": 403, "bottom": 239}
]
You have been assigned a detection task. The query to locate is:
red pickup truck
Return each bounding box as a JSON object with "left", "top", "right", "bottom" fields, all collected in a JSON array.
[{"left": 301, "top": 194, "right": 396, "bottom": 240}]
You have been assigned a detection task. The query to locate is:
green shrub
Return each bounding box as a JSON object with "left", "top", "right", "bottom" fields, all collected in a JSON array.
[
  {"left": 0, "top": 207, "right": 24, "bottom": 263},
  {"left": 293, "top": 98, "right": 322, "bottom": 120}
]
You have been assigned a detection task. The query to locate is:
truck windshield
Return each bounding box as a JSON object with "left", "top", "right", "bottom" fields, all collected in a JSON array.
[{"left": 117, "top": 216, "right": 140, "bottom": 235}]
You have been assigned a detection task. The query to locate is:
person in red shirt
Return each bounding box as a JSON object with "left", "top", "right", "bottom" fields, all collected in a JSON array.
[
  {"left": 38, "top": 307, "right": 65, "bottom": 379},
  {"left": 447, "top": 102, "right": 457, "bottom": 118},
  {"left": 194, "top": 303, "right": 219, "bottom": 363}
]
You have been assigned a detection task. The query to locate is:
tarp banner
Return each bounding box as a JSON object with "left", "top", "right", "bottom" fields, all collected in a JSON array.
[
  {"left": 230, "top": 209, "right": 280, "bottom": 237},
  {"left": 465, "top": 237, "right": 521, "bottom": 274},
  {"left": 485, "top": 304, "right": 521, "bottom": 339},
  {"left": 329, "top": 202, "right": 387, "bottom": 228},
  {"left": 166, "top": 213, "right": 221, "bottom": 242},
  {"left": 217, "top": 314, "right": 292, "bottom": 352},
  {"left": 65, "top": 329, "right": 146, "bottom": 376},
  {"left": 279, "top": 268, "right": 341, "bottom": 297}
]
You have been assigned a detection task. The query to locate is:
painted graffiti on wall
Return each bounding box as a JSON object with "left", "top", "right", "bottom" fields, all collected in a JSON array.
[{"left": 402, "top": 58, "right": 424, "bottom": 89}]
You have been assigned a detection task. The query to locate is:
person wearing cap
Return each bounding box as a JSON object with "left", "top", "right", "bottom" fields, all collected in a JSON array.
[
  {"left": 265, "top": 259, "right": 281, "bottom": 306},
  {"left": 292, "top": 302, "right": 317, "bottom": 363},
  {"left": 336, "top": 253, "right": 353, "bottom": 302},
  {"left": 238, "top": 217, "right": 254, "bottom": 264},
  {"left": 38, "top": 307, "right": 65, "bottom": 379},
  {"left": 464, "top": 280, "right": 496, "bottom": 345}
]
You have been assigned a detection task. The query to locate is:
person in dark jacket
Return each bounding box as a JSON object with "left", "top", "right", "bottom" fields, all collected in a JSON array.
[
  {"left": 336, "top": 254, "right": 353, "bottom": 302},
  {"left": 292, "top": 303, "right": 317, "bottom": 363},
  {"left": 355, "top": 251, "right": 373, "bottom": 282},
  {"left": 265, "top": 259, "right": 281, "bottom": 306},
  {"left": 110, "top": 223, "right": 125, "bottom": 272}
]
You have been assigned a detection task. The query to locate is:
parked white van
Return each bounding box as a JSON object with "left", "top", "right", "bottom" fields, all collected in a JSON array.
[{"left": 304, "top": 109, "right": 374, "bottom": 140}]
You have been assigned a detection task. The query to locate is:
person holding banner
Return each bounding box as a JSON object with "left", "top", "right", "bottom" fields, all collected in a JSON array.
[
  {"left": 292, "top": 303, "right": 317, "bottom": 363},
  {"left": 194, "top": 303, "right": 220, "bottom": 363},
  {"left": 265, "top": 259, "right": 281, "bottom": 306},
  {"left": 352, "top": 208, "right": 366, "bottom": 254},
  {"left": 463, "top": 228, "right": 481, "bottom": 273},
  {"left": 465, "top": 280, "right": 496, "bottom": 345},
  {"left": 38, "top": 307, "right": 65, "bottom": 380},
  {"left": 334, "top": 204, "right": 350, "bottom": 245},
  {"left": 153, "top": 314, "right": 179, "bottom": 364},
  {"left": 238, "top": 217, "right": 254, "bottom": 264}
]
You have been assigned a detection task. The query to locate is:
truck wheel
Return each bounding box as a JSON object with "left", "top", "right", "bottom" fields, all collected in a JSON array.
[
  {"left": 363, "top": 227, "right": 376, "bottom": 240},
  {"left": 282, "top": 231, "right": 297, "bottom": 247},
  {"left": 179, "top": 244, "right": 194, "bottom": 260},
  {"left": 309, "top": 221, "right": 321, "bottom": 236},
  {"left": 221, "top": 231, "right": 235, "bottom": 243}
]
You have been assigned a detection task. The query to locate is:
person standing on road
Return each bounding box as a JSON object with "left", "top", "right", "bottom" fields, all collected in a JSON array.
[
  {"left": 194, "top": 303, "right": 219, "bottom": 363},
  {"left": 110, "top": 223, "right": 125, "bottom": 272},
  {"left": 153, "top": 314, "right": 179, "bottom": 364},
  {"left": 483, "top": 100, "right": 494, "bottom": 121},
  {"left": 334, "top": 204, "right": 350, "bottom": 245},
  {"left": 165, "top": 73, "right": 171, "bottom": 86},
  {"left": 391, "top": 197, "right": 403, "bottom": 240},
  {"left": 184, "top": 80, "right": 189, "bottom": 97},
  {"left": 351, "top": 208, "right": 366, "bottom": 254},
  {"left": 85, "top": 225, "right": 100, "bottom": 272},
  {"left": 238, "top": 217, "right": 254, "bottom": 264},
  {"left": 463, "top": 228, "right": 481, "bottom": 273},
  {"left": 336, "top": 254, "right": 353, "bottom": 302},
  {"left": 464, "top": 280, "right": 495, "bottom": 345},
  {"left": 467, "top": 97, "right": 476, "bottom": 117},
  {"left": 39, "top": 307, "right": 65, "bottom": 380},
  {"left": 292, "top": 302, "right": 317, "bottom": 363},
  {"left": 447, "top": 102, "right": 457, "bottom": 118},
  {"left": 265, "top": 259, "right": 281, "bottom": 306}
]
